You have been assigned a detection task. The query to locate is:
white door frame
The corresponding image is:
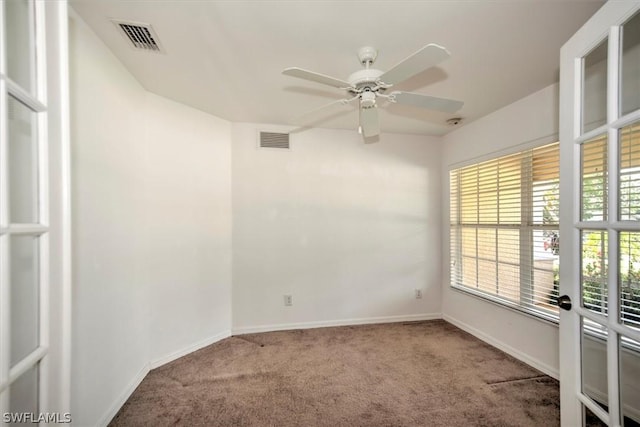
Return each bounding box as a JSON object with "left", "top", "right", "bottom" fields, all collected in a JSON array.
[
  {"left": 559, "top": 1, "right": 640, "bottom": 426},
  {"left": 43, "top": 0, "right": 73, "bottom": 417}
]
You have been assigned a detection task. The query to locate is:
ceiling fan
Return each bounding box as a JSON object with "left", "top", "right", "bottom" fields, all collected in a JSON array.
[{"left": 282, "top": 44, "right": 463, "bottom": 138}]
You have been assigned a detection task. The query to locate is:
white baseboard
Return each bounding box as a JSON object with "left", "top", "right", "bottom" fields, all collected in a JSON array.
[
  {"left": 98, "top": 363, "right": 150, "bottom": 427},
  {"left": 442, "top": 314, "right": 560, "bottom": 380},
  {"left": 232, "top": 313, "right": 442, "bottom": 335},
  {"left": 99, "top": 330, "right": 231, "bottom": 427},
  {"left": 150, "top": 329, "right": 232, "bottom": 369}
]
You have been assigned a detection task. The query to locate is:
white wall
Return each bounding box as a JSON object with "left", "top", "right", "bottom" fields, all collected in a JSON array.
[
  {"left": 69, "top": 12, "right": 149, "bottom": 426},
  {"left": 143, "top": 92, "right": 232, "bottom": 362},
  {"left": 441, "top": 84, "right": 561, "bottom": 377},
  {"left": 232, "top": 124, "right": 442, "bottom": 332},
  {"left": 69, "top": 10, "right": 232, "bottom": 426}
]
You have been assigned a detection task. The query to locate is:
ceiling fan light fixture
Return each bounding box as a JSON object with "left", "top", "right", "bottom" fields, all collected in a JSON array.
[{"left": 360, "top": 90, "right": 376, "bottom": 108}]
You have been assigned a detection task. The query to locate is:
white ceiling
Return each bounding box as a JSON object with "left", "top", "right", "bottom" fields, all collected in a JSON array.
[{"left": 70, "top": 0, "right": 604, "bottom": 136}]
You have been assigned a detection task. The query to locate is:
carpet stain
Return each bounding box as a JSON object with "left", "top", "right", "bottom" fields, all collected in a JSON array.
[
  {"left": 486, "top": 374, "right": 550, "bottom": 385},
  {"left": 233, "top": 335, "right": 266, "bottom": 347}
]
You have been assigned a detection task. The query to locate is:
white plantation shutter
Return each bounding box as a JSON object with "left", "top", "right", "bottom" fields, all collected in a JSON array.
[{"left": 450, "top": 143, "right": 560, "bottom": 319}]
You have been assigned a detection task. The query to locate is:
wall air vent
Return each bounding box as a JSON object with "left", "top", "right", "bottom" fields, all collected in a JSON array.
[
  {"left": 259, "top": 132, "right": 290, "bottom": 150},
  {"left": 111, "top": 20, "right": 164, "bottom": 53}
]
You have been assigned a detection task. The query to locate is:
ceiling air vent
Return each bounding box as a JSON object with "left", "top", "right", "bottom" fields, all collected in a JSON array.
[
  {"left": 259, "top": 132, "right": 290, "bottom": 150},
  {"left": 112, "top": 20, "right": 164, "bottom": 53}
]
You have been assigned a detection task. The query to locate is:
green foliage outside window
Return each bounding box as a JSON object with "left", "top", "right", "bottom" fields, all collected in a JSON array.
[{"left": 546, "top": 173, "right": 640, "bottom": 327}]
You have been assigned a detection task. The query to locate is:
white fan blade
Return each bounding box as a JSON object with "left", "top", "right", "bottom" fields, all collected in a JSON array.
[
  {"left": 283, "top": 67, "right": 351, "bottom": 89},
  {"left": 390, "top": 91, "right": 463, "bottom": 113},
  {"left": 360, "top": 107, "right": 380, "bottom": 137},
  {"left": 379, "top": 44, "right": 450, "bottom": 86},
  {"left": 293, "top": 97, "right": 357, "bottom": 124}
]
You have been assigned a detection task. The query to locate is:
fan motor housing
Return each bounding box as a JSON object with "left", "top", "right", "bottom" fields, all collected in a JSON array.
[{"left": 348, "top": 69, "right": 384, "bottom": 89}]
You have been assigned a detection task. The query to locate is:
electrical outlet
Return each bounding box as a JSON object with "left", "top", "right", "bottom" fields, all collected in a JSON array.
[
  {"left": 284, "top": 295, "right": 293, "bottom": 306},
  {"left": 414, "top": 289, "right": 423, "bottom": 299}
]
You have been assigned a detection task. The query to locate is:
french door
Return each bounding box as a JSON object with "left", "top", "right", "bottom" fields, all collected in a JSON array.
[
  {"left": 559, "top": 1, "right": 640, "bottom": 426},
  {"left": 0, "top": 0, "right": 70, "bottom": 423}
]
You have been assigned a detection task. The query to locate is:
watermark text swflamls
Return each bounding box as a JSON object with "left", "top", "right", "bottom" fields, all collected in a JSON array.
[{"left": 3, "top": 412, "right": 72, "bottom": 424}]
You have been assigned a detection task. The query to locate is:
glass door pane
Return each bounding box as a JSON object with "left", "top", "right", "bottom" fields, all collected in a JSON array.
[
  {"left": 8, "top": 365, "right": 39, "bottom": 416},
  {"left": 619, "top": 336, "right": 640, "bottom": 426},
  {"left": 8, "top": 95, "right": 39, "bottom": 224},
  {"left": 3, "top": 0, "right": 35, "bottom": 94},
  {"left": 619, "top": 232, "right": 640, "bottom": 330},
  {"left": 9, "top": 235, "right": 39, "bottom": 367},
  {"left": 581, "top": 230, "right": 609, "bottom": 316},
  {"left": 586, "top": 406, "right": 608, "bottom": 426},
  {"left": 583, "top": 39, "right": 608, "bottom": 133},
  {"left": 582, "top": 135, "right": 608, "bottom": 221},
  {"left": 619, "top": 123, "right": 640, "bottom": 222},
  {"left": 582, "top": 320, "right": 609, "bottom": 413},
  {"left": 621, "top": 11, "right": 640, "bottom": 116}
]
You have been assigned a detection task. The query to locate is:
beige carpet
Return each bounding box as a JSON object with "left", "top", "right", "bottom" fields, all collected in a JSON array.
[{"left": 110, "top": 320, "right": 561, "bottom": 426}]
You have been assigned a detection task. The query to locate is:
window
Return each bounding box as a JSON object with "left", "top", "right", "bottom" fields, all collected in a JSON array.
[{"left": 449, "top": 142, "right": 560, "bottom": 321}]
